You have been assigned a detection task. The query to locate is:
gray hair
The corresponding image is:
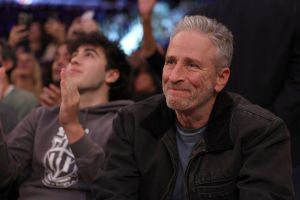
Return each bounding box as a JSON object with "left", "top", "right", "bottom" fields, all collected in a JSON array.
[{"left": 171, "top": 15, "right": 233, "bottom": 68}]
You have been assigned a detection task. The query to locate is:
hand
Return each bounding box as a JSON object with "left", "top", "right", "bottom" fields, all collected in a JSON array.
[
  {"left": 67, "top": 17, "right": 99, "bottom": 40},
  {"left": 40, "top": 84, "right": 61, "bottom": 107},
  {"left": 0, "top": 68, "right": 6, "bottom": 100},
  {"left": 59, "top": 68, "right": 83, "bottom": 144},
  {"left": 138, "top": 0, "right": 156, "bottom": 18},
  {"left": 8, "top": 25, "right": 29, "bottom": 47}
]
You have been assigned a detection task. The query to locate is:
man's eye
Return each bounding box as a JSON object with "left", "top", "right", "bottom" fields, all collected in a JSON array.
[
  {"left": 165, "top": 59, "right": 175, "bottom": 65},
  {"left": 187, "top": 62, "right": 200, "bottom": 69},
  {"left": 189, "top": 63, "right": 198, "bottom": 67}
]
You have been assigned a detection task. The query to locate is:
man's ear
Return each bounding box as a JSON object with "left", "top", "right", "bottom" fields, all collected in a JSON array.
[
  {"left": 214, "top": 67, "right": 230, "bottom": 93},
  {"left": 105, "top": 69, "right": 120, "bottom": 84}
]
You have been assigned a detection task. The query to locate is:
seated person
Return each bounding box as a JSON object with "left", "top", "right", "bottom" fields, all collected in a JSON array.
[
  {"left": 0, "top": 39, "right": 38, "bottom": 121},
  {"left": 94, "top": 15, "right": 295, "bottom": 199},
  {"left": 0, "top": 32, "right": 132, "bottom": 199}
]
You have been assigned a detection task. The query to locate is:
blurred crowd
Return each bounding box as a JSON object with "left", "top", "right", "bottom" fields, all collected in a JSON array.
[
  {"left": 0, "top": 0, "right": 164, "bottom": 121},
  {"left": 0, "top": 0, "right": 299, "bottom": 199}
]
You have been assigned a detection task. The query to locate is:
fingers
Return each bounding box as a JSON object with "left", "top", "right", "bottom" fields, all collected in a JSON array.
[
  {"left": 59, "top": 69, "right": 80, "bottom": 127},
  {"left": 48, "top": 84, "right": 61, "bottom": 97},
  {"left": 0, "top": 68, "right": 6, "bottom": 100},
  {"left": 40, "top": 85, "right": 61, "bottom": 107},
  {"left": 9, "top": 25, "right": 29, "bottom": 47},
  {"left": 60, "top": 68, "right": 79, "bottom": 105},
  {"left": 138, "top": 0, "right": 156, "bottom": 16},
  {"left": 40, "top": 92, "right": 56, "bottom": 107},
  {"left": 0, "top": 67, "right": 6, "bottom": 79}
]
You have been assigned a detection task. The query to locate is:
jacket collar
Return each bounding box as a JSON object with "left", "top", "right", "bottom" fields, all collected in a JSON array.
[{"left": 140, "top": 91, "right": 234, "bottom": 152}]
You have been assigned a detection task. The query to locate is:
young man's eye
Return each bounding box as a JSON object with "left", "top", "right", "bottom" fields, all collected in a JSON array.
[
  {"left": 71, "top": 52, "right": 78, "bottom": 59},
  {"left": 86, "top": 52, "right": 94, "bottom": 57}
]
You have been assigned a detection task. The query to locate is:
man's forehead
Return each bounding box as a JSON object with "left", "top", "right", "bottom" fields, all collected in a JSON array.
[{"left": 78, "top": 44, "right": 102, "bottom": 51}]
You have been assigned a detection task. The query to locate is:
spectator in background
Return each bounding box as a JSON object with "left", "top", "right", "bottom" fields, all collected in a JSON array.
[
  {"left": 0, "top": 103, "right": 18, "bottom": 135},
  {"left": 43, "top": 15, "right": 67, "bottom": 63},
  {"left": 190, "top": 0, "right": 300, "bottom": 198},
  {"left": 8, "top": 21, "right": 48, "bottom": 62},
  {"left": 27, "top": 22, "right": 47, "bottom": 61},
  {"left": 0, "top": 39, "right": 38, "bottom": 121},
  {"left": 126, "top": 0, "right": 164, "bottom": 101},
  {"left": 40, "top": 42, "right": 71, "bottom": 107},
  {"left": 12, "top": 50, "right": 43, "bottom": 99},
  {"left": 94, "top": 15, "right": 294, "bottom": 200},
  {"left": 128, "top": 50, "right": 161, "bottom": 101},
  {"left": 0, "top": 31, "right": 132, "bottom": 199},
  {"left": 67, "top": 11, "right": 100, "bottom": 40},
  {"left": 0, "top": 46, "right": 18, "bottom": 135},
  {"left": 138, "top": 0, "right": 165, "bottom": 77}
]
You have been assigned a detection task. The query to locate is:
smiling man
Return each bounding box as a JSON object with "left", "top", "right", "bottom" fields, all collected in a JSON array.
[
  {"left": 95, "top": 15, "right": 295, "bottom": 200},
  {"left": 0, "top": 32, "right": 132, "bottom": 200}
]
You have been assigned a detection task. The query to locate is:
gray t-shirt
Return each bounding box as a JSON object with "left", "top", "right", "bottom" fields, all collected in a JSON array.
[{"left": 172, "top": 122, "right": 206, "bottom": 200}]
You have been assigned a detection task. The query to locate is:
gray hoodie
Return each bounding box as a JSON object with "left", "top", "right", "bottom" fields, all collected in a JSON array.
[{"left": 0, "top": 100, "right": 132, "bottom": 200}]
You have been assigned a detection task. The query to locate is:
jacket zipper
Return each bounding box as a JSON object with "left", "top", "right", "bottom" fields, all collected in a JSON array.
[
  {"left": 184, "top": 139, "right": 207, "bottom": 200},
  {"left": 162, "top": 142, "right": 178, "bottom": 200}
]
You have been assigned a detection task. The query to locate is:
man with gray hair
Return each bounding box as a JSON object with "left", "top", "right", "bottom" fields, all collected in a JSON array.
[{"left": 95, "top": 15, "right": 294, "bottom": 199}]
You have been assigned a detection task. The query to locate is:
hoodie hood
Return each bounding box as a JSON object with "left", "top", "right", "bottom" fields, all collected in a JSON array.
[
  {"left": 77, "top": 100, "right": 133, "bottom": 126},
  {"left": 79, "top": 100, "right": 133, "bottom": 114}
]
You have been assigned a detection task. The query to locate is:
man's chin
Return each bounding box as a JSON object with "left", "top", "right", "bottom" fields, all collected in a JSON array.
[{"left": 165, "top": 97, "right": 189, "bottom": 111}]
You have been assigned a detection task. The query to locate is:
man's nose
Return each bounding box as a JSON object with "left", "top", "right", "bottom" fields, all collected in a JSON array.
[
  {"left": 70, "top": 56, "right": 80, "bottom": 66},
  {"left": 169, "top": 64, "right": 185, "bottom": 82}
]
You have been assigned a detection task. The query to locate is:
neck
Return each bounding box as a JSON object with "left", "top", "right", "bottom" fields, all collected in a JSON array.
[
  {"left": 14, "top": 76, "right": 34, "bottom": 89},
  {"left": 30, "top": 41, "right": 41, "bottom": 53},
  {"left": 79, "top": 86, "right": 109, "bottom": 109},
  {"left": 175, "top": 96, "right": 216, "bottom": 129}
]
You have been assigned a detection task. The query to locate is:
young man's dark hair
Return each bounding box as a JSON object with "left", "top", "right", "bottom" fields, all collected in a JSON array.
[{"left": 69, "top": 32, "right": 133, "bottom": 101}]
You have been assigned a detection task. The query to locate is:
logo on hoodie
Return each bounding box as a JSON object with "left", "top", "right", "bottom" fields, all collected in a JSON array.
[{"left": 42, "top": 127, "right": 88, "bottom": 188}]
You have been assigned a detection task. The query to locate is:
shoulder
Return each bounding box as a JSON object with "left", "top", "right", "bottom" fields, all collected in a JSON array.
[
  {"left": 10, "top": 87, "right": 38, "bottom": 104},
  {"left": 25, "top": 106, "right": 60, "bottom": 121},
  {"left": 229, "top": 92, "right": 281, "bottom": 123},
  {"left": 228, "top": 92, "right": 289, "bottom": 140},
  {"left": 122, "top": 94, "right": 164, "bottom": 113},
  {"left": 117, "top": 94, "right": 165, "bottom": 120}
]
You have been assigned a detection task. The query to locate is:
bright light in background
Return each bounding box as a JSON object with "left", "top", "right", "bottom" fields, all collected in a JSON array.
[
  {"left": 118, "top": 2, "right": 173, "bottom": 55},
  {"left": 119, "top": 20, "right": 143, "bottom": 55},
  {"left": 17, "top": 0, "right": 34, "bottom": 5}
]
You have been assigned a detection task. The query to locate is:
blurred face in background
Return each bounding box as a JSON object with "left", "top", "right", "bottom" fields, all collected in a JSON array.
[
  {"left": 52, "top": 44, "right": 71, "bottom": 83},
  {"left": 44, "top": 17, "right": 66, "bottom": 40},
  {"left": 28, "top": 22, "right": 42, "bottom": 43},
  {"left": 16, "top": 52, "right": 37, "bottom": 76},
  {"left": 134, "top": 71, "right": 157, "bottom": 94}
]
